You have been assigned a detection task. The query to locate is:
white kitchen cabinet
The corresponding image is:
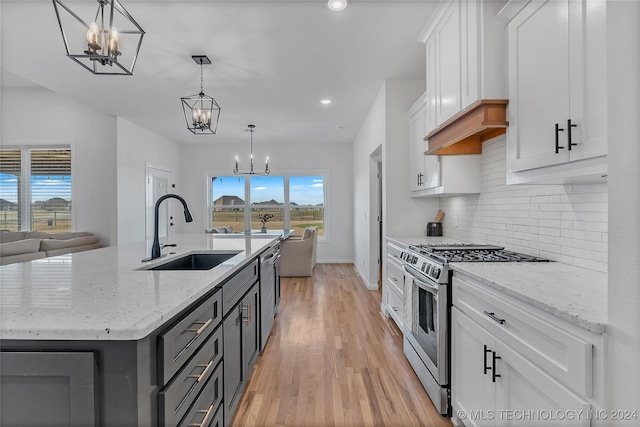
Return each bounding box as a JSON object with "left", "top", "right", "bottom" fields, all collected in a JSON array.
[
  {"left": 452, "top": 308, "right": 590, "bottom": 427},
  {"left": 499, "top": 0, "right": 607, "bottom": 184},
  {"left": 409, "top": 94, "right": 440, "bottom": 193},
  {"left": 419, "top": 0, "right": 507, "bottom": 130},
  {"left": 451, "top": 272, "right": 603, "bottom": 427},
  {"left": 408, "top": 93, "right": 481, "bottom": 197},
  {"left": 382, "top": 239, "right": 406, "bottom": 330}
]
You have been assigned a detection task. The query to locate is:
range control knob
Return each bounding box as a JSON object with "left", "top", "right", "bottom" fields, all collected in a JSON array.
[{"left": 432, "top": 267, "right": 441, "bottom": 280}]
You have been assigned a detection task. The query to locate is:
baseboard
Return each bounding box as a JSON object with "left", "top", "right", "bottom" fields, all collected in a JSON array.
[
  {"left": 353, "top": 263, "right": 379, "bottom": 291},
  {"left": 316, "top": 259, "right": 353, "bottom": 264}
]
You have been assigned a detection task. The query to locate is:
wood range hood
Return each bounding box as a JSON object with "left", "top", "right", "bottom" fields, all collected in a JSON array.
[{"left": 424, "top": 99, "right": 509, "bottom": 155}]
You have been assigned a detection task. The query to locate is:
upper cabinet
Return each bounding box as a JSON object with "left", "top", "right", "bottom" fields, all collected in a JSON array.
[
  {"left": 408, "top": 93, "right": 481, "bottom": 198},
  {"left": 499, "top": 0, "right": 607, "bottom": 184},
  {"left": 420, "top": 0, "right": 508, "bottom": 152},
  {"left": 409, "top": 94, "right": 441, "bottom": 193}
]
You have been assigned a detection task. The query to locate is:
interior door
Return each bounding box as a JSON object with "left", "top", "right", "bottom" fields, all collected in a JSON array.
[{"left": 146, "top": 165, "right": 174, "bottom": 242}]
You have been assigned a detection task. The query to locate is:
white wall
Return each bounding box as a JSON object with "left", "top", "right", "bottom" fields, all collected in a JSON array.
[
  {"left": 352, "top": 81, "right": 439, "bottom": 288},
  {"left": 439, "top": 136, "right": 608, "bottom": 272},
  {"left": 116, "top": 117, "right": 182, "bottom": 246},
  {"left": 1, "top": 83, "right": 118, "bottom": 246},
  {"left": 179, "top": 142, "right": 354, "bottom": 263}
]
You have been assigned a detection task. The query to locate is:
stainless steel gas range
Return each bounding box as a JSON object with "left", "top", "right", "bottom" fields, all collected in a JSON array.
[{"left": 400, "top": 243, "right": 549, "bottom": 416}]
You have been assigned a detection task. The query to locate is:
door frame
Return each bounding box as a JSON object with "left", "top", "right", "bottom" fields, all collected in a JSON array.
[{"left": 145, "top": 163, "right": 175, "bottom": 243}]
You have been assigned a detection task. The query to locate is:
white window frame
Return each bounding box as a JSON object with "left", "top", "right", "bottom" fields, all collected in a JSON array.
[
  {"left": 1, "top": 142, "right": 74, "bottom": 232},
  {"left": 205, "top": 169, "right": 328, "bottom": 240}
]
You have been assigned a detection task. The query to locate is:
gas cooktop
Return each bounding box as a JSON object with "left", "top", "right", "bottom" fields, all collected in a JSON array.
[{"left": 407, "top": 243, "right": 550, "bottom": 264}]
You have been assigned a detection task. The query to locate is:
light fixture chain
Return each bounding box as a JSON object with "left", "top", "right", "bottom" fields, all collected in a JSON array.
[{"left": 200, "top": 59, "right": 204, "bottom": 93}]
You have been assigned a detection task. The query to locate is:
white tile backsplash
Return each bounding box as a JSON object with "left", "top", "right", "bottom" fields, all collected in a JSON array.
[{"left": 438, "top": 136, "right": 608, "bottom": 273}]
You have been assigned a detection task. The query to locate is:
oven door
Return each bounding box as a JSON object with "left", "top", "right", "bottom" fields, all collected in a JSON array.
[{"left": 403, "top": 265, "right": 448, "bottom": 385}]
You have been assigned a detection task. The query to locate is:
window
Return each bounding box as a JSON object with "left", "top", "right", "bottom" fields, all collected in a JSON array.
[
  {"left": 250, "top": 176, "right": 284, "bottom": 231},
  {"left": 289, "top": 175, "right": 324, "bottom": 237},
  {"left": 209, "top": 174, "right": 325, "bottom": 237},
  {"left": 210, "top": 176, "right": 245, "bottom": 231},
  {"left": 0, "top": 147, "right": 72, "bottom": 232}
]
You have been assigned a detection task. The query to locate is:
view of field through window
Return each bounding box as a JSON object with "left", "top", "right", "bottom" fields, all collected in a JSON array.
[
  {"left": 0, "top": 148, "right": 72, "bottom": 232},
  {"left": 211, "top": 175, "right": 324, "bottom": 236}
]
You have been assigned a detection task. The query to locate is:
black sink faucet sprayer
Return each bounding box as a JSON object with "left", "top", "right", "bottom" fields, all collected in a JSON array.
[{"left": 143, "top": 194, "right": 193, "bottom": 262}]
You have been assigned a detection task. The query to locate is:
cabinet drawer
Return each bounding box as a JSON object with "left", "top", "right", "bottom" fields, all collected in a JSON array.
[
  {"left": 453, "top": 275, "right": 593, "bottom": 397},
  {"left": 160, "top": 325, "right": 223, "bottom": 426},
  {"left": 178, "top": 361, "right": 223, "bottom": 427},
  {"left": 385, "top": 241, "right": 405, "bottom": 264},
  {"left": 385, "top": 284, "right": 404, "bottom": 330},
  {"left": 385, "top": 257, "right": 404, "bottom": 294},
  {"left": 159, "top": 290, "right": 222, "bottom": 385},
  {"left": 222, "top": 259, "right": 259, "bottom": 317}
]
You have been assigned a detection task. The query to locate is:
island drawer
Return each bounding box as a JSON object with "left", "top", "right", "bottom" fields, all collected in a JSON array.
[
  {"left": 159, "top": 289, "right": 222, "bottom": 385},
  {"left": 222, "top": 259, "right": 259, "bottom": 316},
  {"left": 160, "top": 325, "right": 223, "bottom": 426},
  {"left": 178, "top": 365, "right": 223, "bottom": 427}
]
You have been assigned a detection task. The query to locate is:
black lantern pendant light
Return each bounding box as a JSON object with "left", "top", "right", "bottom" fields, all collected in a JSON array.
[
  {"left": 233, "top": 125, "right": 270, "bottom": 176},
  {"left": 52, "top": 0, "right": 145, "bottom": 75},
  {"left": 181, "top": 55, "right": 221, "bottom": 135}
]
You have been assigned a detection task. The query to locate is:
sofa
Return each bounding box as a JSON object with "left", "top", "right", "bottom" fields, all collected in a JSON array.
[
  {"left": 280, "top": 226, "right": 318, "bottom": 277},
  {"left": 204, "top": 226, "right": 234, "bottom": 234},
  {"left": 0, "top": 231, "right": 103, "bottom": 266}
]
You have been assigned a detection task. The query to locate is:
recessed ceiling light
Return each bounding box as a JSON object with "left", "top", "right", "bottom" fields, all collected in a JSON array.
[
  {"left": 327, "top": 0, "right": 347, "bottom": 12},
  {"left": 320, "top": 98, "right": 333, "bottom": 105}
]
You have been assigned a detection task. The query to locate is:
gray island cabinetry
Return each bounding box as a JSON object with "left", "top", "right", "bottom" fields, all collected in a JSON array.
[{"left": 0, "top": 234, "right": 279, "bottom": 427}]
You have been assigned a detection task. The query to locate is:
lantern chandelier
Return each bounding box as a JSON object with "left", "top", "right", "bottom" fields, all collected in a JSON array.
[
  {"left": 52, "top": 0, "right": 145, "bottom": 75},
  {"left": 181, "top": 55, "right": 222, "bottom": 134},
  {"left": 233, "top": 125, "right": 270, "bottom": 176}
]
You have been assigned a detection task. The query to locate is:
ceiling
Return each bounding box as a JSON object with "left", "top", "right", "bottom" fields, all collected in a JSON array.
[{"left": 1, "top": 0, "right": 437, "bottom": 146}]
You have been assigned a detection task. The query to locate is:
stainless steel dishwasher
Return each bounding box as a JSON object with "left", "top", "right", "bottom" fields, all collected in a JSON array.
[{"left": 259, "top": 241, "right": 281, "bottom": 350}]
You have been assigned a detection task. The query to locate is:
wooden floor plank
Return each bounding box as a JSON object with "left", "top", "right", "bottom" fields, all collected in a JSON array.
[{"left": 230, "top": 263, "right": 453, "bottom": 427}]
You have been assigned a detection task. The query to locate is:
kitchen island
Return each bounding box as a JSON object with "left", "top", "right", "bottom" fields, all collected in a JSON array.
[{"left": 0, "top": 233, "right": 280, "bottom": 426}]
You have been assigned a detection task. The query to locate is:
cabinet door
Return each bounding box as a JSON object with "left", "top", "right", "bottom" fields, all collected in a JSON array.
[
  {"left": 494, "top": 340, "right": 591, "bottom": 426},
  {"left": 424, "top": 33, "right": 437, "bottom": 135},
  {"left": 0, "top": 352, "right": 96, "bottom": 427},
  {"left": 243, "top": 283, "right": 260, "bottom": 376},
  {"left": 507, "top": 0, "right": 571, "bottom": 172},
  {"left": 223, "top": 304, "right": 244, "bottom": 424},
  {"left": 409, "top": 107, "right": 425, "bottom": 192},
  {"left": 451, "top": 308, "right": 496, "bottom": 427},
  {"left": 435, "top": 0, "right": 461, "bottom": 126}
]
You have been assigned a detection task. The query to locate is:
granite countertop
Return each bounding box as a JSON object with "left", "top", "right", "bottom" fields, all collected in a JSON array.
[
  {"left": 0, "top": 234, "right": 279, "bottom": 341},
  {"left": 385, "top": 235, "right": 607, "bottom": 334},
  {"left": 450, "top": 262, "right": 607, "bottom": 334},
  {"left": 386, "top": 235, "right": 467, "bottom": 246}
]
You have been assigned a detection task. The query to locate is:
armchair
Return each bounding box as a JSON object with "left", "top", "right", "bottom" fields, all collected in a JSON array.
[{"left": 280, "top": 226, "right": 317, "bottom": 277}]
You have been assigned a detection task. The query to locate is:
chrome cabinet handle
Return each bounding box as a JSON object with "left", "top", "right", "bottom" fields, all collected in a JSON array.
[
  {"left": 185, "top": 318, "right": 213, "bottom": 335},
  {"left": 483, "top": 311, "right": 505, "bottom": 325},
  {"left": 186, "top": 360, "right": 214, "bottom": 383},
  {"left": 241, "top": 303, "right": 252, "bottom": 323},
  {"left": 189, "top": 404, "right": 214, "bottom": 427}
]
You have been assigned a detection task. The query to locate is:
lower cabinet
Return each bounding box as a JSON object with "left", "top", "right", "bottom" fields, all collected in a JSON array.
[
  {"left": 451, "top": 273, "right": 602, "bottom": 427},
  {"left": 224, "top": 282, "right": 260, "bottom": 426},
  {"left": 0, "top": 351, "right": 97, "bottom": 427},
  {"left": 452, "top": 308, "right": 590, "bottom": 427},
  {"left": 382, "top": 239, "right": 406, "bottom": 330}
]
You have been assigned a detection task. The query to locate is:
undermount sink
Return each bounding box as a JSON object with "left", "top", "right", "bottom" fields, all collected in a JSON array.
[{"left": 148, "top": 252, "right": 240, "bottom": 271}]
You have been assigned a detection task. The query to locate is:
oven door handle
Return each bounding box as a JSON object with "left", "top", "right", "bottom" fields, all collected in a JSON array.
[{"left": 402, "top": 265, "right": 439, "bottom": 293}]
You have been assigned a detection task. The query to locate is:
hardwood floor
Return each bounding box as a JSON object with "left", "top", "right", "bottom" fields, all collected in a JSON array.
[{"left": 230, "top": 263, "right": 453, "bottom": 427}]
